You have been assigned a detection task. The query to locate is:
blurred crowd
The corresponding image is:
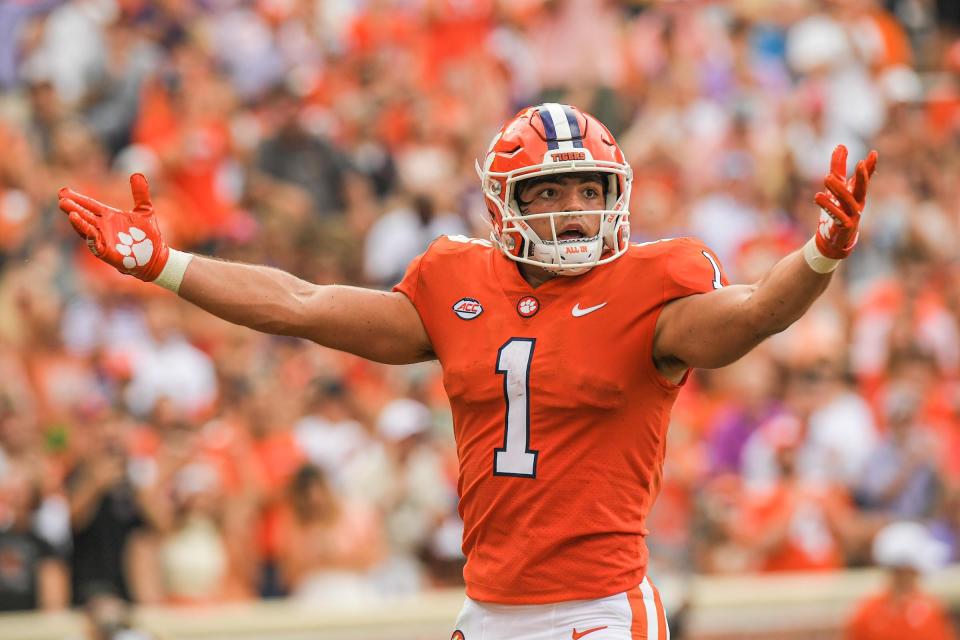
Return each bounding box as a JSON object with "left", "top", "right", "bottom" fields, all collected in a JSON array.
[{"left": 1, "top": 0, "right": 960, "bottom": 621}]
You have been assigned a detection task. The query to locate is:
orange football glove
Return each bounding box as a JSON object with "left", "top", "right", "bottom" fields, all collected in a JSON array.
[
  {"left": 58, "top": 174, "right": 170, "bottom": 282},
  {"left": 812, "top": 145, "right": 879, "bottom": 260}
]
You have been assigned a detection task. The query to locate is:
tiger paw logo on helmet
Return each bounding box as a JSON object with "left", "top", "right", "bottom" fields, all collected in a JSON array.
[{"left": 451, "top": 631, "right": 465, "bottom": 640}]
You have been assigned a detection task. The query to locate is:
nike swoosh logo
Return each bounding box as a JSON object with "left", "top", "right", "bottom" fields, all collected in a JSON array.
[
  {"left": 571, "top": 302, "right": 607, "bottom": 317},
  {"left": 572, "top": 626, "right": 608, "bottom": 639}
]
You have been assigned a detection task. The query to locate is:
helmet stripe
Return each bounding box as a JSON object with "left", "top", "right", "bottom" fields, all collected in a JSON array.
[
  {"left": 542, "top": 103, "right": 575, "bottom": 151},
  {"left": 561, "top": 104, "right": 584, "bottom": 148},
  {"left": 537, "top": 106, "right": 560, "bottom": 150}
]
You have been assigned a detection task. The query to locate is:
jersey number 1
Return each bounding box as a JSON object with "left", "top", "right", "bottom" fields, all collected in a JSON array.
[{"left": 493, "top": 338, "right": 538, "bottom": 477}]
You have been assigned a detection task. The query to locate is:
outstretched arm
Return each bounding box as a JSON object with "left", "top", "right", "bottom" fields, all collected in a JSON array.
[
  {"left": 177, "top": 257, "right": 433, "bottom": 364},
  {"left": 654, "top": 145, "right": 877, "bottom": 378},
  {"left": 654, "top": 250, "right": 830, "bottom": 375},
  {"left": 58, "top": 175, "right": 434, "bottom": 365}
]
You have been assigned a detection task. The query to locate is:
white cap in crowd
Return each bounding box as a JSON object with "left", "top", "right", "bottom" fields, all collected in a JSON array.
[
  {"left": 376, "top": 398, "right": 432, "bottom": 442},
  {"left": 872, "top": 521, "right": 950, "bottom": 574}
]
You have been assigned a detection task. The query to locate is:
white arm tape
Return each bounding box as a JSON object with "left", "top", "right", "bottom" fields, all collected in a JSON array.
[
  {"left": 152, "top": 248, "right": 194, "bottom": 293},
  {"left": 803, "top": 237, "right": 841, "bottom": 274}
]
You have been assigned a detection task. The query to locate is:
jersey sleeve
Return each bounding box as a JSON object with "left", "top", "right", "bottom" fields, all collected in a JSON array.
[
  {"left": 393, "top": 249, "right": 425, "bottom": 307},
  {"left": 663, "top": 237, "right": 729, "bottom": 303},
  {"left": 392, "top": 236, "right": 477, "bottom": 342}
]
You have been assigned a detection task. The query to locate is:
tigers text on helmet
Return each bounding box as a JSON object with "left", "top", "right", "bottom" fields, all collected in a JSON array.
[{"left": 476, "top": 103, "right": 633, "bottom": 275}]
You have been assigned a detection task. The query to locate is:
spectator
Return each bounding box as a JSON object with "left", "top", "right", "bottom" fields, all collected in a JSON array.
[
  {"left": 66, "top": 411, "right": 171, "bottom": 605},
  {"left": 706, "top": 349, "right": 783, "bottom": 477},
  {"left": 0, "top": 0, "right": 63, "bottom": 91},
  {"left": 363, "top": 192, "right": 467, "bottom": 286},
  {"left": 734, "top": 413, "right": 864, "bottom": 573},
  {"left": 121, "top": 299, "right": 218, "bottom": 419},
  {"left": 857, "top": 385, "right": 943, "bottom": 520},
  {"left": 375, "top": 396, "right": 460, "bottom": 589},
  {"left": 930, "top": 488, "right": 960, "bottom": 563},
  {"left": 254, "top": 86, "right": 359, "bottom": 217},
  {"left": 79, "top": 585, "right": 157, "bottom": 640},
  {"left": 742, "top": 359, "right": 879, "bottom": 491},
  {"left": 278, "top": 464, "right": 384, "bottom": 603},
  {"left": 83, "top": 18, "right": 160, "bottom": 157},
  {"left": 244, "top": 378, "right": 306, "bottom": 598},
  {"left": 845, "top": 521, "right": 957, "bottom": 640},
  {"left": 157, "top": 461, "right": 232, "bottom": 604},
  {"left": 0, "top": 464, "right": 68, "bottom": 611},
  {"left": 25, "top": 0, "right": 113, "bottom": 106},
  {"left": 852, "top": 242, "right": 960, "bottom": 391},
  {"left": 293, "top": 378, "right": 371, "bottom": 490}
]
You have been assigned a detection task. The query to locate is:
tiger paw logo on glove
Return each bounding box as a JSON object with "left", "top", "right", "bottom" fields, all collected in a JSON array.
[
  {"left": 115, "top": 227, "right": 154, "bottom": 269},
  {"left": 58, "top": 174, "right": 170, "bottom": 282}
]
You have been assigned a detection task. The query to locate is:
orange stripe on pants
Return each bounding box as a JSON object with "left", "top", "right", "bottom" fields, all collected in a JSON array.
[
  {"left": 627, "top": 578, "right": 666, "bottom": 640},
  {"left": 652, "top": 581, "right": 668, "bottom": 639}
]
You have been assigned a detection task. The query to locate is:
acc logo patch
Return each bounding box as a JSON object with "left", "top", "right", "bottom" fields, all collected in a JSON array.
[
  {"left": 451, "top": 632, "right": 466, "bottom": 640},
  {"left": 452, "top": 297, "right": 483, "bottom": 320}
]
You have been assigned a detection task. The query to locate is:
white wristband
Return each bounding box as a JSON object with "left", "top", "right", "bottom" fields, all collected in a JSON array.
[
  {"left": 152, "top": 248, "right": 194, "bottom": 293},
  {"left": 803, "top": 237, "right": 841, "bottom": 274}
]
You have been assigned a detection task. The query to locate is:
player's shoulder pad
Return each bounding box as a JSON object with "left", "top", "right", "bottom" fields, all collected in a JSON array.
[
  {"left": 430, "top": 234, "right": 495, "bottom": 253},
  {"left": 627, "top": 236, "right": 727, "bottom": 299},
  {"left": 398, "top": 235, "right": 494, "bottom": 302},
  {"left": 419, "top": 234, "right": 495, "bottom": 265},
  {"left": 625, "top": 236, "right": 710, "bottom": 259}
]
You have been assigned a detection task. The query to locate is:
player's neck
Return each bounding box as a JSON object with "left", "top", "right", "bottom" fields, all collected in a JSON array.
[{"left": 518, "top": 262, "right": 557, "bottom": 288}]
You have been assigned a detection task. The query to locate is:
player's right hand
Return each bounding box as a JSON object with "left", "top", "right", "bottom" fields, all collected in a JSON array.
[
  {"left": 812, "top": 145, "right": 879, "bottom": 260},
  {"left": 58, "top": 174, "right": 170, "bottom": 282}
]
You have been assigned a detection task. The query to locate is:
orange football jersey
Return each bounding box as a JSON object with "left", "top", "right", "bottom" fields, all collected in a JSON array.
[{"left": 394, "top": 235, "right": 727, "bottom": 604}]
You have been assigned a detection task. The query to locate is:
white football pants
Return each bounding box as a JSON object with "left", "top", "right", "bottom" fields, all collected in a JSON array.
[{"left": 451, "top": 576, "right": 670, "bottom": 640}]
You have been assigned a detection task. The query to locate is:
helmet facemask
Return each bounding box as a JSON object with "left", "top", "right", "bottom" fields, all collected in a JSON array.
[{"left": 478, "top": 159, "right": 633, "bottom": 275}]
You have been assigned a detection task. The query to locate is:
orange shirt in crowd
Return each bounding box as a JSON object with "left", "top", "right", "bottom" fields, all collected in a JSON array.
[
  {"left": 421, "top": 0, "right": 493, "bottom": 85},
  {"left": 133, "top": 80, "right": 235, "bottom": 245},
  {"left": 862, "top": 9, "right": 912, "bottom": 68},
  {"left": 250, "top": 430, "right": 305, "bottom": 562},
  {"left": 0, "top": 187, "right": 35, "bottom": 253},
  {"left": 737, "top": 481, "right": 853, "bottom": 573},
  {"left": 846, "top": 589, "right": 957, "bottom": 640}
]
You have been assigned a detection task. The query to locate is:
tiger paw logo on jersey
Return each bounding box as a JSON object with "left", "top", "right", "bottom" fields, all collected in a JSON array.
[
  {"left": 451, "top": 631, "right": 465, "bottom": 640},
  {"left": 452, "top": 297, "right": 483, "bottom": 320},
  {"left": 517, "top": 296, "right": 539, "bottom": 318}
]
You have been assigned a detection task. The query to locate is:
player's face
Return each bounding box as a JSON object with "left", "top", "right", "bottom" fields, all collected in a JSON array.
[{"left": 516, "top": 175, "right": 605, "bottom": 241}]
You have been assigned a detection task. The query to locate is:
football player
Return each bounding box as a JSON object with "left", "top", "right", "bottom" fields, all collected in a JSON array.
[{"left": 59, "top": 103, "right": 876, "bottom": 640}]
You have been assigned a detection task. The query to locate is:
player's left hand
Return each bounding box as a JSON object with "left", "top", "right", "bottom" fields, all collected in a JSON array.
[
  {"left": 58, "top": 174, "right": 170, "bottom": 282},
  {"left": 813, "top": 145, "right": 879, "bottom": 260}
]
